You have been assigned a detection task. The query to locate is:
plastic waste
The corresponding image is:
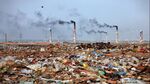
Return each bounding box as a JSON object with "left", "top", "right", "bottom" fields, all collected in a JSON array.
[
  {"left": 98, "top": 70, "right": 105, "bottom": 75},
  {"left": 3, "top": 56, "right": 15, "bottom": 61},
  {"left": 83, "top": 63, "right": 89, "bottom": 69},
  {"left": 128, "top": 62, "right": 138, "bottom": 67},
  {"left": 40, "top": 47, "right": 45, "bottom": 52},
  {"left": 117, "top": 71, "right": 126, "bottom": 76},
  {"left": 120, "top": 78, "right": 146, "bottom": 84},
  {"left": 19, "top": 81, "right": 34, "bottom": 84},
  {"left": 102, "top": 59, "right": 110, "bottom": 65},
  {"left": 92, "top": 50, "right": 103, "bottom": 57},
  {"left": 132, "top": 57, "right": 139, "bottom": 63},
  {"left": 26, "top": 64, "right": 42, "bottom": 71},
  {"left": 53, "top": 60, "right": 61, "bottom": 71}
]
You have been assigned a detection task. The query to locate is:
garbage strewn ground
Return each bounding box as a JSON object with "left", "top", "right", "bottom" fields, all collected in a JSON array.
[{"left": 0, "top": 42, "right": 150, "bottom": 84}]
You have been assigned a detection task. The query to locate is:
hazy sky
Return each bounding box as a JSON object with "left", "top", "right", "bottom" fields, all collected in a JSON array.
[{"left": 0, "top": 0, "right": 149, "bottom": 42}]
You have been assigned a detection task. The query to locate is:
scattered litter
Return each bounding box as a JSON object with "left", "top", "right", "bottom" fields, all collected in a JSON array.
[{"left": 0, "top": 42, "right": 149, "bottom": 83}]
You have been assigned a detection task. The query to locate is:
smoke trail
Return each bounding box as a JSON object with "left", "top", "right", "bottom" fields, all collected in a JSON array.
[
  {"left": 103, "top": 23, "right": 113, "bottom": 28},
  {"left": 86, "top": 30, "right": 97, "bottom": 34},
  {"left": 58, "top": 20, "right": 71, "bottom": 24},
  {"left": 86, "top": 30, "right": 107, "bottom": 34},
  {"left": 89, "top": 19, "right": 116, "bottom": 29},
  {"left": 97, "top": 30, "right": 107, "bottom": 34},
  {"left": 89, "top": 19, "right": 104, "bottom": 28},
  {"left": 32, "top": 15, "right": 73, "bottom": 28}
]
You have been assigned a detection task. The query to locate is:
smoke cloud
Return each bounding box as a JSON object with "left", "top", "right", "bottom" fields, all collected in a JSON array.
[
  {"left": 0, "top": 10, "right": 117, "bottom": 42},
  {"left": 86, "top": 30, "right": 107, "bottom": 34},
  {"left": 89, "top": 19, "right": 116, "bottom": 29}
]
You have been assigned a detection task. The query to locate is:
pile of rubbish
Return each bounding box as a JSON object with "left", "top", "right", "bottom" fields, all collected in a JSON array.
[
  {"left": 0, "top": 42, "right": 150, "bottom": 84},
  {"left": 76, "top": 42, "right": 116, "bottom": 49}
]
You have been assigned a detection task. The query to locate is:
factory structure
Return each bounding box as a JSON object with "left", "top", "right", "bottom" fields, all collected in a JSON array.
[{"left": 0, "top": 1, "right": 146, "bottom": 44}]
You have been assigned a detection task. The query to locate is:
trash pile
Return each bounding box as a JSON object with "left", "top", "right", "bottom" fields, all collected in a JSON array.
[
  {"left": 76, "top": 42, "right": 116, "bottom": 49},
  {"left": 0, "top": 42, "right": 150, "bottom": 84}
]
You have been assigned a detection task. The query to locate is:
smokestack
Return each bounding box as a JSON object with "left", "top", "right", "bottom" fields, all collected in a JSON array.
[
  {"left": 4, "top": 33, "right": 7, "bottom": 42},
  {"left": 49, "top": 28, "right": 52, "bottom": 43},
  {"left": 71, "top": 20, "right": 76, "bottom": 43},
  {"left": 113, "top": 25, "right": 119, "bottom": 43},
  {"left": 139, "top": 31, "right": 143, "bottom": 43}
]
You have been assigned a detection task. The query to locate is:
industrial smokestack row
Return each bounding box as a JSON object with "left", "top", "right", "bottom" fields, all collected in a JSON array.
[
  {"left": 48, "top": 20, "right": 77, "bottom": 43},
  {"left": 47, "top": 19, "right": 120, "bottom": 43}
]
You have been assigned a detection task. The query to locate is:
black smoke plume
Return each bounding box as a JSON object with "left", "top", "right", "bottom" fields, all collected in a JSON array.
[{"left": 86, "top": 30, "right": 107, "bottom": 34}]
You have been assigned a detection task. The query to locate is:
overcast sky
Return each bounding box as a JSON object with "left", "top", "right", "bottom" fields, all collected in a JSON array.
[{"left": 0, "top": 0, "right": 149, "bottom": 42}]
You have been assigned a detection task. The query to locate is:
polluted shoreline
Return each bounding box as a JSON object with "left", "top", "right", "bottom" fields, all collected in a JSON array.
[{"left": 0, "top": 42, "right": 149, "bottom": 84}]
